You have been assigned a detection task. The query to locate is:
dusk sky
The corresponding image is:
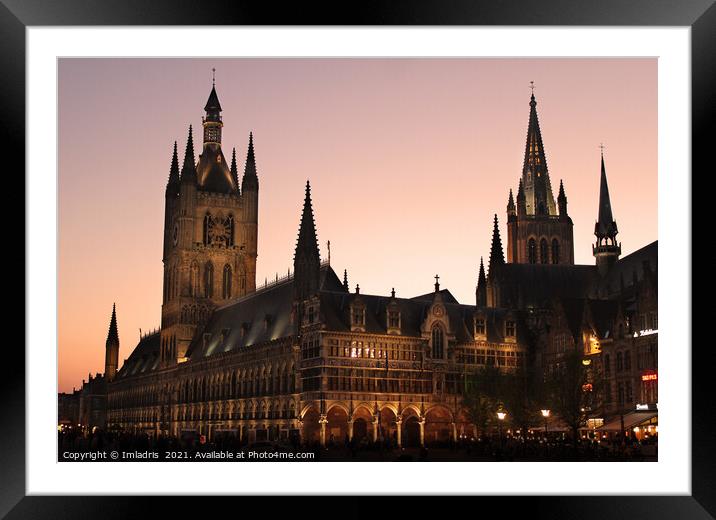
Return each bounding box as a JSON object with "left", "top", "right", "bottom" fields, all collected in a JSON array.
[{"left": 58, "top": 58, "right": 657, "bottom": 393}]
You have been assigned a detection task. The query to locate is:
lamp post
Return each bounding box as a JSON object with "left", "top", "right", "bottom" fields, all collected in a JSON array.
[
  {"left": 541, "top": 409, "right": 551, "bottom": 458},
  {"left": 496, "top": 407, "right": 507, "bottom": 454}
]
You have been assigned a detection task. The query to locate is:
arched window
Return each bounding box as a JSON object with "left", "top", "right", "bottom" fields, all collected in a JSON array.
[
  {"left": 203, "top": 213, "right": 211, "bottom": 245},
  {"left": 190, "top": 262, "right": 200, "bottom": 297},
  {"left": 431, "top": 325, "right": 444, "bottom": 359},
  {"left": 551, "top": 239, "right": 560, "bottom": 264},
  {"left": 227, "top": 214, "right": 235, "bottom": 247},
  {"left": 528, "top": 238, "right": 537, "bottom": 264},
  {"left": 204, "top": 261, "right": 214, "bottom": 298},
  {"left": 222, "top": 264, "right": 232, "bottom": 299},
  {"left": 540, "top": 238, "right": 549, "bottom": 264}
]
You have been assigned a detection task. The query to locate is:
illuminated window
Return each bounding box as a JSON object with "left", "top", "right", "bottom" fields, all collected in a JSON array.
[{"left": 475, "top": 318, "right": 486, "bottom": 335}]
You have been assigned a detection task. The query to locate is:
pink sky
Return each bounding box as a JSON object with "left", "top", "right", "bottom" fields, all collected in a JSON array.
[{"left": 58, "top": 58, "right": 657, "bottom": 393}]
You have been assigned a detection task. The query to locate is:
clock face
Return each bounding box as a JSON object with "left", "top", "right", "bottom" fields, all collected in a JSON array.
[
  {"left": 208, "top": 217, "right": 231, "bottom": 246},
  {"left": 172, "top": 223, "right": 179, "bottom": 245}
]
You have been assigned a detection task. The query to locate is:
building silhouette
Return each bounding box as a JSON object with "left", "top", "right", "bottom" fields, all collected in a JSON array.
[{"left": 61, "top": 80, "right": 658, "bottom": 446}]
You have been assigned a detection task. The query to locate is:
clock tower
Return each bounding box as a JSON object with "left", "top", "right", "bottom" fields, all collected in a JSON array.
[{"left": 160, "top": 77, "right": 259, "bottom": 365}]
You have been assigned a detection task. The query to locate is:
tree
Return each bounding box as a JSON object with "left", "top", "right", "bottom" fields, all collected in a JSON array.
[{"left": 544, "top": 348, "right": 601, "bottom": 450}]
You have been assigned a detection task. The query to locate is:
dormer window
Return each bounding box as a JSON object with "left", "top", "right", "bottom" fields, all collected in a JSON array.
[
  {"left": 387, "top": 304, "right": 401, "bottom": 335},
  {"left": 351, "top": 301, "right": 366, "bottom": 332},
  {"left": 475, "top": 316, "right": 487, "bottom": 336},
  {"left": 240, "top": 322, "right": 250, "bottom": 339},
  {"left": 505, "top": 320, "right": 516, "bottom": 338}
]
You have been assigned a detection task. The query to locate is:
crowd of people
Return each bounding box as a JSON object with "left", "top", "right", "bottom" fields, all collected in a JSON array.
[{"left": 58, "top": 426, "right": 656, "bottom": 462}]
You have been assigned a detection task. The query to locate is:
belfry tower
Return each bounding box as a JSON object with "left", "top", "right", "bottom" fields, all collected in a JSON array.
[
  {"left": 506, "top": 87, "right": 574, "bottom": 265},
  {"left": 593, "top": 151, "right": 621, "bottom": 275},
  {"left": 160, "top": 75, "right": 259, "bottom": 365}
]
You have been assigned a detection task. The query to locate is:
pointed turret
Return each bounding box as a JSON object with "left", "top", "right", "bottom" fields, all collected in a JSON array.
[
  {"left": 521, "top": 89, "right": 557, "bottom": 216},
  {"left": 488, "top": 214, "right": 505, "bottom": 273},
  {"left": 293, "top": 180, "right": 321, "bottom": 300},
  {"left": 343, "top": 269, "right": 349, "bottom": 292},
  {"left": 242, "top": 132, "right": 259, "bottom": 193},
  {"left": 593, "top": 152, "right": 621, "bottom": 274},
  {"left": 180, "top": 125, "right": 197, "bottom": 184},
  {"left": 166, "top": 141, "right": 180, "bottom": 195},
  {"left": 557, "top": 179, "right": 568, "bottom": 218},
  {"left": 476, "top": 257, "right": 487, "bottom": 307},
  {"left": 516, "top": 178, "right": 526, "bottom": 216},
  {"left": 230, "top": 147, "right": 240, "bottom": 195},
  {"left": 507, "top": 189, "right": 516, "bottom": 218},
  {"left": 104, "top": 303, "right": 119, "bottom": 382}
]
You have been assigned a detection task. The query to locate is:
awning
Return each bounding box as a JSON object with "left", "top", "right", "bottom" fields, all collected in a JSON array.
[{"left": 597, "top": 411, "right": 658, "bottom": 432}]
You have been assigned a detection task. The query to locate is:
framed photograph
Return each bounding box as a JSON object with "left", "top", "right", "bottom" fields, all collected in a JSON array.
[{"left": 5, "top": 0, "right": 711, "bottom": 515}]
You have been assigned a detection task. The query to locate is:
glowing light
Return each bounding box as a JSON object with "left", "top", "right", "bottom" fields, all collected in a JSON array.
[
  {"left": 541, "top": 409, "right": 550, "bottom": 418},
  {"left": 497, "top": 411, "right": 507, "bottom": 421}
]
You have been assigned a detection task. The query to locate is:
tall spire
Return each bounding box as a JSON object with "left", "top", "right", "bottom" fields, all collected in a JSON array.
[
  {"left": 180, "top": 125, "right": 197, "bottom": 184},
  {"left": 595, "top": 152, "right": 618, "bottom": 240},
  {"left": 230, "top": 147, "right": 240, "bottom": 194},
  {"left": 293, "top": 180, "right": 321, "bottom": 300},
  {"left": 343, "top": 269, "right": 349, "bottom": 292},
  {"left": 476, "top": 257, "right": 487, "bottom": 306},
  {"left": 106, "top": 303, "right": 119, "bottom": 346},
  {"left": 166, "top": 141, "right": 180, "bottom": 194},
  {"left": 242, "top": 132, "right": 259, "bottom": 192},
  {"left": 593, "top": 151, "right": 621, "bottom": 274},
  {"left": 488, "top": 214, "right": 505, "bottom": 272},
  {"left": 521, "top": 87, "right": 557, "bottom": 216},
  {"left": 104, "top": 303, "right": 119, "bottom": 382}
]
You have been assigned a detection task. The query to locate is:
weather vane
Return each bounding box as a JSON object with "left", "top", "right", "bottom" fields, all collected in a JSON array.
[
  {"left": 212, "top": 67, "right": 216, "bottom": 86},
  {"left": 599, "top": 142, "right": 605, "bottom": 155},
  {"left": 529, "top": 80, "right": 535, "bottom": 94}
]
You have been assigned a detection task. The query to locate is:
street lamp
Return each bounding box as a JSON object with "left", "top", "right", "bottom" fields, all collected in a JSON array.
[
  {"left": 541, "top": 409, "right": 551, "bottom": 436},
  {"left": 496, "top": 407, "right": 507, "bottom": 454}
]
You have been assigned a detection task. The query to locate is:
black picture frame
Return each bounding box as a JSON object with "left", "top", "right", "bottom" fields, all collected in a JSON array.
[{"left": 3, "top": 0, "right": 709, "bottom": 516}]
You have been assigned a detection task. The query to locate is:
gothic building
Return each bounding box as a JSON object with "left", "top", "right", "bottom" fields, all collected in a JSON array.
[{"left": 63, "top": 82, "right": 657, "bottom": 446}]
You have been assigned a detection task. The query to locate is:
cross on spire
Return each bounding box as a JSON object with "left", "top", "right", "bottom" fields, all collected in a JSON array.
[
  {"left": 434, "top": 274, "right": 440, "bottom": 292},
  {"left": 529, "top": 80, "right": 535, "bottom": 94}
]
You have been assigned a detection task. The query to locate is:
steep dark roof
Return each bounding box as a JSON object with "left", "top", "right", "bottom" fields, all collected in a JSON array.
[
  {"left": 106, "top": 303, "right": 119, "bottom": 347},
  {"left": 411, "top": 289, "right": 459, "bottom": 304},
  {"left": 598, "top": 240, "right": 658, "bottom": 297},
  {"left": 496, "top": 263, "right": 599, "bottom": 308},
  {"left": 116, "top": 332, "right": 160, "bottom": 379},
  {"left": 187, "top": 265, "right": 344, "bottom": 359}
]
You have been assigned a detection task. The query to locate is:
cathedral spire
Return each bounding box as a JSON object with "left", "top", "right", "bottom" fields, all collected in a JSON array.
[
  {"left": 293, "top": 181, "right": 321, "bottom": 300},
  {"left": 180, "top": 125, "right": 197, "bottom": 184},
  {"left": 521, "top": 87, "right": 557, "bottom": 216},
  {"left": 242, "top": 132, "right": 259, "bottom": 192},
  {"left": 166, "top": 140, "right": 180, "bottom": 194},
  {"left": 230, "top": 147, "right": 240, "bottom": 194},
  {"left": 488, "top": 214, "right": 505, "bottom": 272}
]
